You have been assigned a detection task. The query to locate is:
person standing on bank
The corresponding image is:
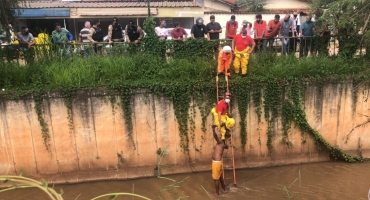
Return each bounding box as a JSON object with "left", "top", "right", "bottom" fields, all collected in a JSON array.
[
  {"left": 225, "top": 15, "right": 238, "bottom": 40},
  {"left": 108, "top": 17, "right": 124, "bottom": 45},
  {"left": 206, "top": 15, "right": 222, "bottom": 41},
  {"left": 206, "top": 15, "right": 222, "bottom": 57},
  {"left": 79, "top": 21, "right": 94, "bottom": 58},
  {"left": 254, "top": 14, "right": 267, "bottom": 52},
  {"left": 125, "top": 20, "right": 144, "bottom": 44},
  {"left": 17, "top": 26, "right": 35, "bottom": 63},
  {"left": 191, "top": 18, "right": 207, "bottom": 39},
  {"left": 280, "top": 14, "right": 295, "bottom": 55},
  {"left": 240, "top": 20, "right": 253, "bottom": 37},
  {"left": 299, "top": 16, "right": 315, "bottom": 57},
  {"left": 52, "top": 22, "right": 73, "bottom": 57},
  {"left": 171, "top": 22, "right": 188, "bottom": 41},
  {"left": 90, "top": 20, "right": 104, "bottom": 54},
  {"left": 263, "top": 15, "right": 282, "bottom": 52},
  {"left": 155, "top": 19, "right": 168, "bottom": 40}
]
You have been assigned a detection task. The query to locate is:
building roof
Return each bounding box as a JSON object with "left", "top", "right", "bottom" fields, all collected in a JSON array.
[
  {"left": 214, "top": 0, "right": 236, "bottom": 6},
  {"left": 264, "top": 0, "right": 309, "bottom": 10},
  {"left": 205, "top": 8, "right": 310, "bottom": 15},
  {"left": 19, "top": 1, "right": 201, "bottom": 8}
]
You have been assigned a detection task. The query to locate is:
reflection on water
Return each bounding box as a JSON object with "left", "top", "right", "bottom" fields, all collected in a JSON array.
[{"left": 1, "top": 161, "right": 369, "bottom": 200}]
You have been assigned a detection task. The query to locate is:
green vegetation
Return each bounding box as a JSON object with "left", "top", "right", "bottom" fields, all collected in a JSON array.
[
  {"left": 311, "top": 0, "right": 370, "bottom": 58},
  {"left": 0, "top": 0, "right": 25, "bottom": 38},
  {"left": 235, "top": 0, "right": 265, "bottom": 12},
  {"left": 1, "top": 53, "right": 367, "bottom": 92}
]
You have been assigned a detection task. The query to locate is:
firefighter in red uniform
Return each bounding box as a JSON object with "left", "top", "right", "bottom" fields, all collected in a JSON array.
[{"left": 211, "top": 92, "right": 235, "bottom": 149}]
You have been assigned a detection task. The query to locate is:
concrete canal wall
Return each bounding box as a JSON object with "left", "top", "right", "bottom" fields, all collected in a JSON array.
[{"left": 0, "top": 82, "right": 369, "bottom": 183}]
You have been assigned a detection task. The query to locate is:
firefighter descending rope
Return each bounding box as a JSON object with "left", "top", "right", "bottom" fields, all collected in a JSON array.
[{"left": 213, "top": 47, "right": 237, "bottom": 186}]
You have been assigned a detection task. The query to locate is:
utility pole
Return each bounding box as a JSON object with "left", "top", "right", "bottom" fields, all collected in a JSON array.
[{"left": 147, "top": 0, "right": 151, "bottom": 16}]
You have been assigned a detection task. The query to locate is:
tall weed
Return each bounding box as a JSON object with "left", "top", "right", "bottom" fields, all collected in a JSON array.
[{"left": 0, "top": 52, "right": 368, "bottom": 91}]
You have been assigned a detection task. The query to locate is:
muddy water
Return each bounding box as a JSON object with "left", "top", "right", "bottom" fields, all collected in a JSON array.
[{"left": 1, "top": 161, "right": 369, "bottom": 200}]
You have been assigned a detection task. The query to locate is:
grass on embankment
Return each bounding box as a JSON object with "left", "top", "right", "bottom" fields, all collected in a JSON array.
[{"left": 0, "top": 53, "right": 368, "bottom": 92}]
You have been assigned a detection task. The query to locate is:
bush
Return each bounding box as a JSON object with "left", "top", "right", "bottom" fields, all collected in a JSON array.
[{"left": 0, "top": 51, "right": 368, "bottom": 92}]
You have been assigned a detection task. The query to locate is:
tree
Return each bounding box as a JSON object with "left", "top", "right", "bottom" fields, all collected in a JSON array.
[
  {"left": 311, "top": 0, "right": 370, "bottom": 57},
  {"left": 235, "top": 0, "right": 265, "bottom": 12},
  {"left": 0, "top": 0, "right": 25, "bottom": 40}
]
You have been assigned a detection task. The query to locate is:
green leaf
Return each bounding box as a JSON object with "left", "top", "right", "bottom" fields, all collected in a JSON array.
[
  {"left": 19, "top": 169, "right": 24, "bottom": 176},
  {"left": 60, "top": 188, "right": 64, "bottom": 196}
]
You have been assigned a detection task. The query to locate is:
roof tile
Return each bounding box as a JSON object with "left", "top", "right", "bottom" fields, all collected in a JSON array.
[
  {"left": 19, "top": 1, "right": 201, "bottom": 8},
  {"left": 205, "top": 8, "right": 310, "bottom": 15}
]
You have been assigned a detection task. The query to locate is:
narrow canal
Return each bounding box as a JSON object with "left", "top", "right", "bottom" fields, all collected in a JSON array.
[{"left": 1, "top": 161, "right": 369, "bottom": 200}]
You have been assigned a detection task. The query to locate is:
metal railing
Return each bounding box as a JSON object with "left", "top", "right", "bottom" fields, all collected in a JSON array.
[{"left": 1, "top": 35, "right": 367, "bottom": 63}]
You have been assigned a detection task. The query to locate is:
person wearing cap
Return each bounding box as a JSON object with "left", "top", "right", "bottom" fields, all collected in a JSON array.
[
  {"left": 253, "top": 14, "right": 267, "bottom": 52},
  {"left": 211, "top": 92, "right": 234, "bottom": 149},
  {"left": 155, "top": 19, "right": 168, "bottom": 40},
  {"left": 263, "top": 15, "right": 282, "bottom": 52},
  {"left": 232, "top": 29, "right": 255, "bottom": 75},
  {"left": 191, "top": 18, "right": 207, "bottom": 39},
  {"left": 226, "top": 15, "right": 238, "bottom": 39},
  {"left": 125, "top": 20, "right": 144, "bottom": 44},
  {"left": 240, "top": 20, "right": 252, "bottom": 37},
  {"left": 217, "top": 46, "right": 232, "bottom": 76},
  {"left": 90, "top": 20, "right": 104, "bottom": 54},
  {"left": 206, "top": 15, "right": 222, "bottom": 41},
  {"left": 171, "top": 22, "right": 188, "bottom": 41},
  {"left": 108, "top": 17, "right": 124, "bottom": 45}
]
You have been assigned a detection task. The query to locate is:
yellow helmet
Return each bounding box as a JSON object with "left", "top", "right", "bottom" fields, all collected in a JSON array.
[{"left": 225, "top": 117, "right": 235, "bottom": 130}]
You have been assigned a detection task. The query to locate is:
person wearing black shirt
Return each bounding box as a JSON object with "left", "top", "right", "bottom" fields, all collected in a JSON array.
[
  {"left": 206, "top": 15, "right": 222, "bottom": 41},
  {"left": 91, "top": 20, "right": 104, "bottom": 54},
  {"left": 108, "top": 17, "right": 124, "bottom": 45},
  {"left": 191, "top": 18, "right": 207, "bottom": 39},
  {"left": 125, "top": 20, "right": 144, "bottom": 44}
]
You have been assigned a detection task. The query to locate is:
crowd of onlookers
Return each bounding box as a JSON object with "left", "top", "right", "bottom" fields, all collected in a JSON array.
[
  {"left": 185, "top": 13, "right": 329, "bottom": 57},
  {"left": 4, "top": 13, "right": 331, "bottom": 61}
]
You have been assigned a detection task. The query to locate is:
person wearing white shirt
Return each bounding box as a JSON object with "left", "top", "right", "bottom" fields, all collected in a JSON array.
[
  {"left": 289, "top": 11, "right": 301, "bottom": 52},
  {"left": 155, "top": 20, "right": 168, "bottom": 40}
]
